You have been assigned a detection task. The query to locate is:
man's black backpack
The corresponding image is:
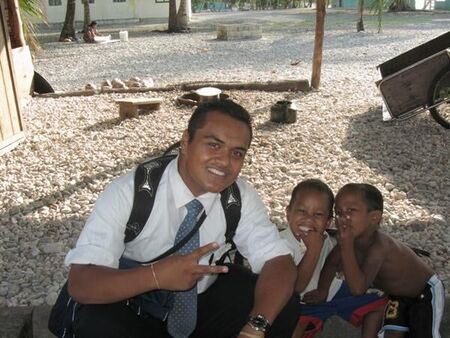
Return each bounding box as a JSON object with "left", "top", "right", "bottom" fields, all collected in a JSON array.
[{"left": 48, "top": 152, "right": 244, "bottom": 337}]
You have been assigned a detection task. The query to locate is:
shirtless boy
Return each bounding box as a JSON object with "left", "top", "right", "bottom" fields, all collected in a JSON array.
[{"left": 315, "top": 183, "right": 445, "bottom": 338}]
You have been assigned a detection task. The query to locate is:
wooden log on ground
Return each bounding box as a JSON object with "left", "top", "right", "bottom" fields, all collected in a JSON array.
[
  {"left": 36, "top": 90, "right": 96, "bottom": 98},
  {"left": 35, "top": 80, "right": 310, "bottom": 99},
  {"left": 36, "top": 86, "right": 175, "bottom": 98},
  {"left": 178, "top": 80, "right": 310, "bottom": 92},
  {"left": 100, "top": 86, "right": 175, "bottom": 94}
]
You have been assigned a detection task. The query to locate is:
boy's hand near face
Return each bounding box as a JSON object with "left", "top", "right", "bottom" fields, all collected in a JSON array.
[
  {"left": 336, "top": 217, "right": 355, "bottom": 250},
  {"left": 297, "top": 226, "right": 326, "bottom": 254}
]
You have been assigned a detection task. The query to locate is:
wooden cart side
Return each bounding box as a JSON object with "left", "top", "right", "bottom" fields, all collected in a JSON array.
[
  {"left": 378, "top": 49, "right": 450, "bottom": 119},
  {"left": 378, "top": 31, "right": 450, "bottom": 78}
]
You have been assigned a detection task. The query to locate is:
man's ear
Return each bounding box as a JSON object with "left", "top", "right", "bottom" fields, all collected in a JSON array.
[
  {"left": 180, "top": 130, "right": 189, "bottom": 155},
  {"left": 369, "top": 210, "right": 383, "bottom": 225}
]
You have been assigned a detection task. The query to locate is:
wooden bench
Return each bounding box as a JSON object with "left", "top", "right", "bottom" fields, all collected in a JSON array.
[{"left": 115, "top": 97, "right": 163, "bottom": 119}]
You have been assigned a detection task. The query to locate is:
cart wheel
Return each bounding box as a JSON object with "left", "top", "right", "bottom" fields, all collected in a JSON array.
[{"left": 429, "top": 68, "right": 450, "bottom": 129}]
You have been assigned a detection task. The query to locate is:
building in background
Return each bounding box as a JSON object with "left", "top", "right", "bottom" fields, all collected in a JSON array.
[{"left": 41, "top": 0, "right": 190, "bottom": 24}]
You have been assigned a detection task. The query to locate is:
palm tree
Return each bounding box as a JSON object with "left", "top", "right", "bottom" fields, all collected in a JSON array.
[
  {"left": 82, "top": 0, "right": 91, "bottom": 33},
  {"left": 368, "top": 0, "right": 413, "bottom": 33},
  {"left": 168, "top": 0, "right": 178, "bottom": 32},
  {"left": 356, "top": 0, "right": 364, "bottom": 32},
  {"left": 168, "top": 0, "right": 189, "bottom": 32},
  {"left": 176, "top": 0, "right": 189, "bottom": 31},
  {"left": 59, "top": 0, "right": 76, "bottom": 41}
]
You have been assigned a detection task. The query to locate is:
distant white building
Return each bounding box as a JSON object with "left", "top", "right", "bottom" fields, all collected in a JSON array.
[{"left": 41, "top": 0, "right": 190, "bottom": 24}]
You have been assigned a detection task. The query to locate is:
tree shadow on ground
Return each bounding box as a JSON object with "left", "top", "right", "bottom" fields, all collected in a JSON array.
[{"left": 342, "top": 106, "right": 450, "bottom": 212}]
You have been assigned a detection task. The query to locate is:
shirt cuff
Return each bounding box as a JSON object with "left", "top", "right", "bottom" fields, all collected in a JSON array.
[
  {"left": 65, "top": 245, "right": 118, "bottom": 268},
  {"left": 248, "top": 242, "right": 293, "bottom": 274}
]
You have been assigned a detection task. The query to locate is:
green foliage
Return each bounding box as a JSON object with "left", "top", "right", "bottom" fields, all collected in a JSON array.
[
  {"left": 191, "top": 0, "right": 308, "bottom": 11},
  {"left": 367, "top": 0, "right": 413, "bottom": 32},
  {"left": 19, "top": 0, "right": 47, "bottom": 52}
]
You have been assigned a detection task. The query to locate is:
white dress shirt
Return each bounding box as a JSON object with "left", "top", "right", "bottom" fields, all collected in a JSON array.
[
  {"left": 65, "top": 157, "right": 292, "bottom": 293},
  {"left": 280, "top": 227, "right": 342, "bottom": 301}
]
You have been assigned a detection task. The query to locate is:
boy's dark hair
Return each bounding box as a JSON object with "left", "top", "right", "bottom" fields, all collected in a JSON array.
[
  {"left": 337, "top": 183, "right": 383, "bottom": 212},
  {"left": 90, "top": 21, "right": 97, "bottom": 27},
  {"left": 289, "top": 179, "right": 334, "bottom": 218},
  {"left": 187, "top": 99, "right": 253, "bottom": 145}
]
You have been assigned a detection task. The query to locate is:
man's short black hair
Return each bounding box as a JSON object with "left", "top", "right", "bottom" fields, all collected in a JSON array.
[
  {"left": 337, "top": 183, "right": 383, "bottom": 212},
  {"left": 90, "top": 21, "right": 97, "bottom": 26},
  {"left": 289, "top": 179, "right": 334, "bottom": 218},
  {"left": 187, "top": 99, "right": 253, "bottom": 145}
]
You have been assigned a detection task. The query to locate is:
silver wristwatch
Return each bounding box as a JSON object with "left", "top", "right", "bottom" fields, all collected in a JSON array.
[{"left": 247, "top": 314, "right": 271, "bottom": 332}]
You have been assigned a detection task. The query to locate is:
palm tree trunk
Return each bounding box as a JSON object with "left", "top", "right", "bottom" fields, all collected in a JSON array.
[
  {"left": 356, "top": 0, "right": 364, "bottom": 32},
  {"left": 176, "top": 0, "right": 189, "bottom": 31},
  {"left": 311, "top": 0, "right": 326, "bottom": 89},
  {"left": 6, "top": 0, "right": 25, "bottom": 48},
  {"left": 59, "top": 0, "right": 76, "bottom": 41},
  {"left": 168, "top": 0, "right": 178, "bottom": 32},
  {"left": 82, "top": 0, "right": 91, "bottom": 33}
]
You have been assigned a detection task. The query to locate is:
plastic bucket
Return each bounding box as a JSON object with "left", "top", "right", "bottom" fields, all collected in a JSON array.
[{"left": 119, "top": 31, "right": 128, "bottom": 42}]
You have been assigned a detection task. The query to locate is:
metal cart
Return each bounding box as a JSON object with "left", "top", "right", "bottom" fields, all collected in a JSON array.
[{"left": 377, "top": 31, "right": 450, "bottom": 129}]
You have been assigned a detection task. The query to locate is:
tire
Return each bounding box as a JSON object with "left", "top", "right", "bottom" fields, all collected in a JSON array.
[
  {"left": 428, "top": 68, "right": 450, "bottom": 129},
  {"left": 33, "top": 71, "right": 55, "bottom": 94}
]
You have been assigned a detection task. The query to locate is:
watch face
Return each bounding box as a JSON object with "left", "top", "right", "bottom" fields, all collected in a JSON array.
[
  {"left": 248, "top": 314, "right": 270, "bottom": 331},
  {"left": 252, "top": 316, "right": 266, "bottom": 326}
]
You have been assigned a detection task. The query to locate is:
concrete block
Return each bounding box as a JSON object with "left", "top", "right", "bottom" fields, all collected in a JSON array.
[
  {"left": 0, "top": 306, "right": 33, "bottom": 338},
  {"left": 217, "top": 24, "right": 262, "bottom": 40},
  {"left": 32, "top": 305, "right": 53, "bottom": 338}
]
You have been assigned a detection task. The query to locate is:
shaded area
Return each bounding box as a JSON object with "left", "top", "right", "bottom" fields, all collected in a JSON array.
[{"left": 341, "top": 106, "right": 450, "bottom": 214}]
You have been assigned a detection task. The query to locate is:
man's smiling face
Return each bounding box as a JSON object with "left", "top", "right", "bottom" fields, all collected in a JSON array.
[{"left": 178, "top": 110, "right": 251, "bottom": 196}]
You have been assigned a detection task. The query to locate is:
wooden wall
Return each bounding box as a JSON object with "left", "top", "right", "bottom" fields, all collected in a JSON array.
[{"left": 0, "top": 1, "right": 24, "bottom": 156}]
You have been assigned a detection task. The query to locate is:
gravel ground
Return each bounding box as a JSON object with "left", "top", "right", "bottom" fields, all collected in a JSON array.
[{"left": 1, "top": 9, "right": 449, "bottom": 306}]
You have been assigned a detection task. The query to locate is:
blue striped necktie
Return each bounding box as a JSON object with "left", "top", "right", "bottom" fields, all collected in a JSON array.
[{"left": 167, "top": 199, "right": 204, "bottom": 338}]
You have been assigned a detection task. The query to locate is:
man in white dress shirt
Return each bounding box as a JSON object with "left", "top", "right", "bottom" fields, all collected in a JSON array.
[{"left": 65, "top": 99, "right": 298, "bottom": 337}]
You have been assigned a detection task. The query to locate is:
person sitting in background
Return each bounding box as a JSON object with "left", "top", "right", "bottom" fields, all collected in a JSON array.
[
  {"left": 83, "top": 21, "right": 110, "bottom": 43},
  {"left": 83, "top": 21, "right": 99, "bottom": 43}
]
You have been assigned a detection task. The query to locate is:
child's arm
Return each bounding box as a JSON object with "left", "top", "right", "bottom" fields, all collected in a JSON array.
[
  {"left": 302, "top": 246, "right": 340, "bottom": 303},
  {"left": 295, "top": 229, "right": 325, "bottom": 293},
  {"left": 339, "top": 226, "right": 385, "bottom": 295}
]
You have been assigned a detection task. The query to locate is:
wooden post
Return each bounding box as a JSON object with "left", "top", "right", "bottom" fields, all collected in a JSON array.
[
  {"left": 0, "top": 1, "right": 25, "bottom": 155},
  {"left": 311, "top": 0, "right": 326, "bottom": 89},
  {"left": 5, "top": 0, "right": 25, "bottom": 48}
]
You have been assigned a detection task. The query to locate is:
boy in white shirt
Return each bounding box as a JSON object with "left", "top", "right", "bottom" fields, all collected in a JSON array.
[{"left": 280, "top": 179, "right": 387, "bottom": 338}]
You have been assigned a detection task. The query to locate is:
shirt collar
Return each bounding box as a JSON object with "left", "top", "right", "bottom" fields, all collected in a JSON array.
[{"left": 168, "top": 156, "right": 220, "bottom": 213}]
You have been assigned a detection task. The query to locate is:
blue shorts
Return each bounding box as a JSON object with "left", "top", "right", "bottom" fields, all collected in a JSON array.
[{"left": 299, "top": 282, "right": 387, "bottom": 338}]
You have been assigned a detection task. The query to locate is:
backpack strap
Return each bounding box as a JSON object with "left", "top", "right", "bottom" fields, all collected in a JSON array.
[
  {"left": 217, "top": 182, "right": 243, "bottom": 264},
  {"left": 125, "top": 154, "right": 177, "bottom": 243},
  {"left": 123, "top": 212, "right": 207, "bottom": 265}
]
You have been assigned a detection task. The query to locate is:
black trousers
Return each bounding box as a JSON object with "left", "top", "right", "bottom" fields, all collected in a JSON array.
[{"left": 73, "top": 264, "right": 299, "bottom": 338}]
